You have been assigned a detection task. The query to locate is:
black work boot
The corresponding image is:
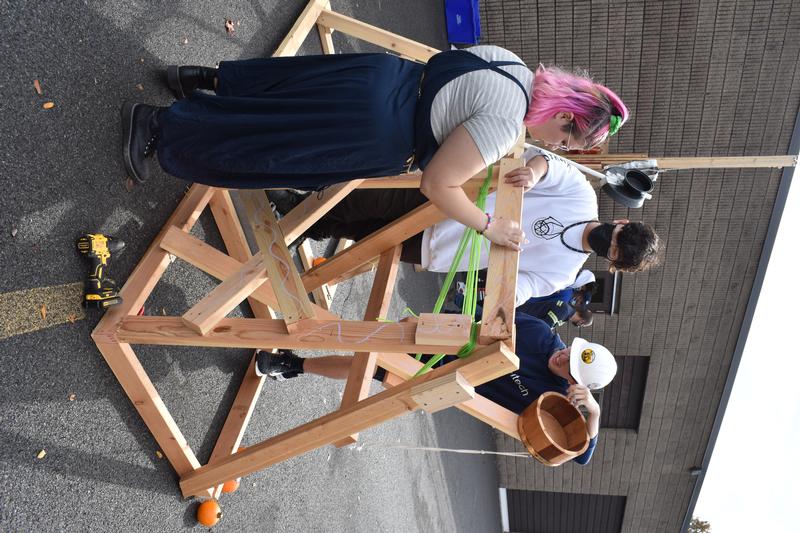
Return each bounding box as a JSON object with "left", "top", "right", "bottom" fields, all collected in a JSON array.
[
  {"left": 254, "top": 349, "right": 304, "bottom": 381},
  {"left": 165, "top": 65, "right": 218, "bottom": 99},
  {"left": 121, "top": 102, "right": 162, "bottom": 183}
]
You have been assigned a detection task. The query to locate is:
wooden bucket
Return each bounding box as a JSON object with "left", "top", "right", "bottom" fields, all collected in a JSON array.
[{"left": 517, "top": 392, "right": 590, "bottom": 466}]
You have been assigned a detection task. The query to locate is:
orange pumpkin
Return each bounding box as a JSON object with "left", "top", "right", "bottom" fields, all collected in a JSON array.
[
  {"left": 221, "top": 479, "right": 240, "bottom": 493},
  {"left": 197, "top": 499, "right": 222, "bottom": 527}
]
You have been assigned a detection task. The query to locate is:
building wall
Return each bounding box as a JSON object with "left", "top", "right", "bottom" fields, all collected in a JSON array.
[{"left": 481, "top": 1, "right": 800, "bottom": 531}]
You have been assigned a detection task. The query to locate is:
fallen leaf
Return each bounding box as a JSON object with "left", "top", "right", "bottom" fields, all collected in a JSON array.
[
  {"left": 36, "top": 450, "right": 46, "bottom": 459},
  {"left": 42, "top": 102, "right": 55, "bottom": 109},
  {"left": 225, "top": 19, "right": 235, "bottom": 35},
  {"left": 33, "top": 79, "right": 42, "bottom": 95},
  {"left": 40, "top": 304, "right": 47, "bottom": 320},
  {"left": 67, "top": 313, "right": 77, "bottom": 323},
  {"left": 11, "top": 228, "right": 17, "bottom": 237},
  {"left": 68, "top": 393, "right": 76, "bottom": 401},
  {"left": 161, "top": 307, "right": 166, "bottom": 316},
  {"left": 125, "top": 177, "right": 135, "bottom": 192},
  {"left": 155, "top": 450, "right": 163, "bottom": 459},
  {"left": 136, "top": 83, "right": 144, "bottom": 91}
]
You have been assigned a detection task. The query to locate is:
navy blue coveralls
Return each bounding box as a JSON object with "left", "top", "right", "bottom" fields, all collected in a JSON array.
[{"left": 155, "top": 50, "right": 529, "bottom": 190}]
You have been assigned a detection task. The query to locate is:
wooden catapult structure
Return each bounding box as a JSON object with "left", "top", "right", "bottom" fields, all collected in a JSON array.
[{"left": 91, "top": 0, "right": 798, "bottom": 507}]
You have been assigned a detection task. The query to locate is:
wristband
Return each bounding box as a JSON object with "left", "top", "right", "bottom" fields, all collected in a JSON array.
[{"left": 479, "top": 213, "right": 492, "bottom": 234}]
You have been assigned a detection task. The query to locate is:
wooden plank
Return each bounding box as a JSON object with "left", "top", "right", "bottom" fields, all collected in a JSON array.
[
  {"left": 656, "top": 155, "right": 796, "bottom": 169},
  {"left": 375, "top": 353, "right": 520, "bottom": 438},
  {"left": 335, "top": 245, "right": 402, "bottom": 446},
  {"left": 94, "top": 341, "right": 211, "bottom": 497},
  {"left": 354, "top": 167, "right": 499, "bottom": 190},
  {"left": 92, "top": 185, "right": 214, "bottom": 339},
  {"left": 316, "top": 9, "right": 439, "bottom": 62},
  {"left": 300, "top": 201, "right": 446, "bottom": 292},
  {"left": 178, "top": 342, "right": 517, "bottom": 497},
  {"left": 115, "top": 316, "right": 472, "bottom": 354},
  {"left": 277, "top": 180, "right": 364, "bottom": 245},
  {"left": 240, "top": 190, "right": 316, "bottom": 325},
  {"left": 479, "top": 158, "right": 525, "bottom": 346},
  {"left": 209, "top": 352, "right": 265, "bottom": 499},
  {"left": 209, "top": 189, "right": 274, "bottom": 319},
  {"left": 298, "top": 240, "right": 334, "bottom": 310},
  {"left": 181, "top": 256, "right": 268, "bottom": 335},
  {"left": 410, "top": 371, "right": 474, "bottom": 414},
  {"left": 415, "top": 313, "right": 472, "bottom": 346},
  {"left": 273, "top": 0, "right": 328, "bottom": 57},
  {"left": 159, "top": 227, "right": 338, "bottom": 321}
]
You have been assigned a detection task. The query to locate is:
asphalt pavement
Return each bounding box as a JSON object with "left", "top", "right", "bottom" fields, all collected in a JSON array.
[{"left": 0, "top": 1, "right": 503, "bottom": 531}]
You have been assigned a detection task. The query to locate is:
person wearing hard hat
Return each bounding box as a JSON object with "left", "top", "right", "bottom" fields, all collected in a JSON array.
[{"left": 253, "top": 313, "right": 617, "bottom": 465}]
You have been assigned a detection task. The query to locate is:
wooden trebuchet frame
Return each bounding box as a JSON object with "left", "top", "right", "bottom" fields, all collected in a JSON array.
[{"left": 91, "top": 0, "right": 529, "bottom": 500}]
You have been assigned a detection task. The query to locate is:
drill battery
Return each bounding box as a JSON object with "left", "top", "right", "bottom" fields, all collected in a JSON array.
[{"left": 76, "top": 233, "right": 125, "bottom": 309}]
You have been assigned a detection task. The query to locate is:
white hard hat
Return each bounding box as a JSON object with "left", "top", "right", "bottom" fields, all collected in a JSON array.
[{"left": 569, "top": 338, "right": 617, "bottom": 390}]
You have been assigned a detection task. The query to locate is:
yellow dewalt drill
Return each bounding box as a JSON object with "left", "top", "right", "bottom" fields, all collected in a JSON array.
[{"left": 76, "top": 233, "right": 125, "bottom": 309}]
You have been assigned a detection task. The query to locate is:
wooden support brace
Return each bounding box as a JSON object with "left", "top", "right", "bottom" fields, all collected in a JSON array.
[
  {"left": 376, "top": 353, "right": 520, "bottom": 438},
  {"left": 181, "top": 257, "right": 268, "bottom": 335},
  {"left": 209, "top": 189, "right": 275, "bottom": 319},
  {"left": 298, "top": 240, "right": 335, "bottom": 310},
  {"left": 415, "top": 313, "right": 472, "bottom": 347},
  {"left": 94, "top": 342, "right": 211, "bottom": 497},
  {"left": 209, "top": 352, "right": 265, "bottom": 499},
  {"left": 479, "top": 158, "right": 524, "bottom": 347},
  {"left": 316, "top": 9, "right": 439, "bottom": 62},
  {"left": 178, "top": 342, "right": 518, "bottom": 497},
  {"left": 301, "top": 201, "right": 446, "bottom": 292},
  {"left": 159, "top": 227, "right": 338, "bottom": 320},
  {"left": 410, "top": 371, "right": 474, "bottom": 414},
  {"left": 277, "top": 180, "right": 364, "bottom": 245},
  {"left": 115, "top": 316, "right": 471, "bottom": 354},
  {"left": 274, "top": 0, "right": 329, "bottom": 57},
  {"left": 92, "top": 185, "right": 215, "bottom": 339},
  {"left": 655, "top": 155, "right": 797, "bottom": 169},
  {"left": 335, "top": 245, "right": 401, "bottom": 446},
  {"left": 240, "top": 190, "right": 316, "bottom": 326}
]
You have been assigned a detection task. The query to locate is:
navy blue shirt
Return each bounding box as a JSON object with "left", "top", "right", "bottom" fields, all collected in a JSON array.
[
  {"left": 475, "top": 313, "right": 597, "bottom": 464},
  {"left": 517, "top": 288, "right": 575, "bottom": 329}
]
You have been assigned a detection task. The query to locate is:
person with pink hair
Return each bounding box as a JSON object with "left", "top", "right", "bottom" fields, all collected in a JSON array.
[{"left": 121, "top": 45, "right": 629, "bottom": 251}]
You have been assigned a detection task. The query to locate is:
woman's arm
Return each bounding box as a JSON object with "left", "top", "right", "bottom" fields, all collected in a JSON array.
[{"left": 419, "top": 125, "right": 525, "bottom": 249}]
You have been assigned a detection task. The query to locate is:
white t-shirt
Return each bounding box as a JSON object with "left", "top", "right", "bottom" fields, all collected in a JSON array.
[
  {"left": 420, "top": 151, "right": 598, "bottom": 304},
  {"left": 429, "top": 46, "right": 533, "bottom": 166}
]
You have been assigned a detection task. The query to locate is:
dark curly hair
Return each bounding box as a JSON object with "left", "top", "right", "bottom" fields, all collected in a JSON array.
[{"left": 610, "top": 222, "right": 662, "bottom": 272}]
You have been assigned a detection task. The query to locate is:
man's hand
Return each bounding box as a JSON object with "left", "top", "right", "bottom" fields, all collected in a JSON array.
[{"left": 567, "top": 384, "right": 600, "bottom": 438}]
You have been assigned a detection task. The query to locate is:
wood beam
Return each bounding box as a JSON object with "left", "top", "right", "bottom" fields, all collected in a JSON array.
[
  {"left": 92, "top": 185, "right": 215, "bottom": 339},
  {"left": 277, "top": 180, "right": 364, "bottom": 245},
  {"left": 94, "top": 342, "right": 211, "bottom": 497},
  {"left": 240, "top": 191, "right": 316, "bottom": 325},
  {"left": 335, "top": 245, "right": 402, "bottom": 446},
  {"left": 655, "top": 155, "right": 796, "bottom": 169},
  {"left": 178, "top": 342, "right": 517, "bottom": 497},
  {"left": 209, "top": 352, "right": 265, "bottom": 499},
  {"left": 300, "top": 201, "right": 446, "bottom": 292},
  {"left": 375, "top": 353, "right": 520, "bottom": 438},
  {"left": 181, "top": 256, "right": 268, "bottom": 335},
  {"left": 316, "top": 9, "right": 438, "bottom": 62},
  {"left": 274, "top": 0, "right": 328, "bottom": 57},
  {"left": 209, "top": 189, "right": 275, "bottom": 319},
  {"left": 115, "top": 316, "right": 473, "bottom": 354},
  {"left": 479, "top": 158, "right": 524, "bottom": 346}
]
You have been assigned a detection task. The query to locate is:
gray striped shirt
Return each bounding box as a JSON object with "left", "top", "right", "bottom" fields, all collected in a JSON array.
[{"left": 429, "top": 45, "right": 533, "bottom": 166}]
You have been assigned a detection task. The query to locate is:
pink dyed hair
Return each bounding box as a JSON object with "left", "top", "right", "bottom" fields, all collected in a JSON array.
[{"left": 524, "top": 65, "right": 629, "bottom": 148}]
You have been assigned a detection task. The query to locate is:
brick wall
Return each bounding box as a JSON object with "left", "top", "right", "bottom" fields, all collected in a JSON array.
[{"left": 481, "top": 1, "right": 800, "bottom": 531}]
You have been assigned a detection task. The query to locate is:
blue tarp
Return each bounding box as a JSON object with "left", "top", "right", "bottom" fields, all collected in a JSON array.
[{"left": 445, "top": 0, "right": 481, "bottom": 44}]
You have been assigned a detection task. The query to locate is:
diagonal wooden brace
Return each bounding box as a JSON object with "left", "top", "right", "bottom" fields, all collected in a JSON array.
[{"left": 178, "top": 342, "right": 518, "bottom": 497}]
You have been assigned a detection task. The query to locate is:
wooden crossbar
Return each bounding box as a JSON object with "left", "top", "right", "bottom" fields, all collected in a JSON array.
[
  {"left": 114, "top": 316, "right": 475, "bottom": 354},
  {"left": 241, "top": 190, "right": 316, "bottom": 326},
  {"left": 179, "top": 342, "right": 518, "bottom": 497},
  {"left": 335, "top": 245, "right": 402, "bottom": 446}
]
